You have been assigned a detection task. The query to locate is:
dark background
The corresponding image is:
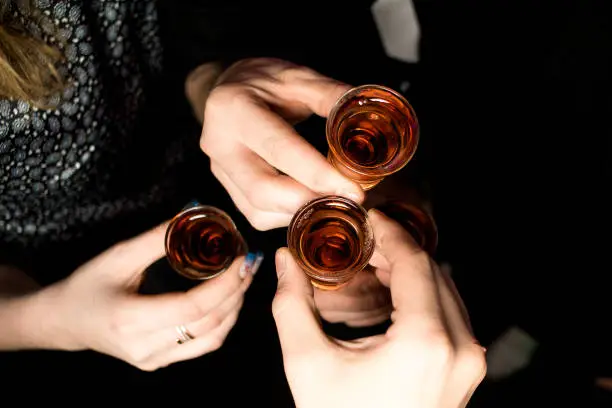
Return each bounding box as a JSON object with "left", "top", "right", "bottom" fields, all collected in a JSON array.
[{"left": 2, "top": 0, "right": 608, "bottom": 405}]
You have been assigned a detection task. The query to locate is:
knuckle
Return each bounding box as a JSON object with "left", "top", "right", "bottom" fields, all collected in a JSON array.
[
  {"left": 248, "top": 212, "right": 273, "bottom": 231},
  {"left": 424, "top": 333, "right": 454, "bottom": 366},
  {"left": 457, "top": 344, "right": 488, "bottom": 382},
  {"left": 122, "top": 342, "right": 153, "bottom": 367},
  {"left": 271, "top": 292, "right": 297, "bottom": 321},
  {"left": 208, "top": 335, "right": 224, "bottom": 351},
  {"left": 205, "top": 312, "right": 224, "bottom": 329},
  {"left": 199, "top": 133, "right": 211, "bottom": 155},
  {"left": 207, "top": 85, "right": 254, "bottom": 119},
  {"left": 277, "top": 65, "right": 311, "bottom": 82},
  {"left": 183, "top": 294, "right": 209, "bottom": 321},
  {"left": 134, "top": 361, "right": 159, "bottom": 372},
  {"left": 206, "top": 84, "right": 241, "bottom": 110},
  {"left": 260, "top": 134, "right": 288, "bottom": 163}
]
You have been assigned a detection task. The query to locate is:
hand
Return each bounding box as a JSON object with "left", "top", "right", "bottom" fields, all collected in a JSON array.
[
  {"left": 314, "top": 266, "right": 392, "bottom": 328},
  {"left": 201, "top": 58, "right": 364, "bottom": 230},
  {"left": 272, "top": 210, "right": 486, "bottom": 408},
  {"left": 43, "top": 223, "right": 261, "bottom": 371}
]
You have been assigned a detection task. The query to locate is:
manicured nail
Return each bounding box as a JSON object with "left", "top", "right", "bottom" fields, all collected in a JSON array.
[
  {"left": 250, "top": 251, "right": 264, "bottom": 276},
  {"left": 240, "top": 251, "right": 264, "bottom": 278},
  {"left": 181, "top": 199, "right": 201, "bottom": 211}
]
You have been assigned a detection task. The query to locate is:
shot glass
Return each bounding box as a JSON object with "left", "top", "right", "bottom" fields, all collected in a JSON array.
[
  {"left": 165, "top": 204, "right": 247, "bottom": 280},
  {"left": 287, "top": 195, "right": 374, "bottom": 290},
  {"left": 327, "top": 84, "right": 419, "bottom": 190}
]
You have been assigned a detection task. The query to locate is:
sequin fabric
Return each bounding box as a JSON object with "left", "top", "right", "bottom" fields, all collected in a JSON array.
[{"left": 0, "top": 0, "right": 189, "bottom": 262}]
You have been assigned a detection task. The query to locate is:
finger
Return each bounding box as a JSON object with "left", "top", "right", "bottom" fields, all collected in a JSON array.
[
  {"left": 187, "top": 273, "right": 250, "bottom": 337},
  {"left": 211, "top": 163, "right": 294, "bottom": 230},
  {"left": 314, "top": 268, "right": 391, "bottom": 315},
  {"left": 363, "top": 262, "right": 392, "bottom": 289},
  {"left": 271, "top": 72, "right": 351, "bottom": 118},
  {"left": 272, "top": 248, "right": 330, "bottom": 357},
  {"left": 437, "top": 265, "right": 475, "bottom": 344},
  {"left": 333, "top": 334, "right": 385, "bottom": 351},
  {"left": 154, "top": 305, "right": 243, "bottom": 368},
  {"left": 104, "top": 222, "right": 169, "bottom": 279},
  {"left": 323, "top": 305, "right": 393, "bottom": 328},
  {"left": 368, "top": 209, "right": 442, "bottom": 323},
  {"left": 125, "top": 253, "right": 261, "bottom": 330},
  {"left": 239, "top": 101, "right": 363, "bottom": 201},
  {"left": 315, "top": 290, "right": 391, "bottom": 316},
  {"left": 288, "top": 77, "right": 351, "bottom": 118},
  {"left": 211, "top": 154, "right": 315, "bottom": 214},
  {"left": 440, "top": 263, "right": 473, "bottom": 336},
  {"left": 136, "top": 273, "right": 252, "bottom": 361},
  {"left": 370, "top": 251, "right": 391, "bottom": 272}
]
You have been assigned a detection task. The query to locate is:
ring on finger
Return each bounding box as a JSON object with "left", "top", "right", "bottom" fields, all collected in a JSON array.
[{"left": 175, "top": 324, "right": 195, "bottom": 345}]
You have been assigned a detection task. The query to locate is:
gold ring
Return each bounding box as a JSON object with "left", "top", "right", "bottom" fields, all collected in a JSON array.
[{"left": 175, "top": 325, "right": 195, "bottom": 345}]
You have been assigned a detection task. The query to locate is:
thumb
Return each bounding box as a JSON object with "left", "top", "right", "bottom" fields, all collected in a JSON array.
[
  {"left": 104, "top": 221, "right": 169, "bottom": 282},
  {"left": 272, "top": 248, "right": 329, "bottom": 357}
]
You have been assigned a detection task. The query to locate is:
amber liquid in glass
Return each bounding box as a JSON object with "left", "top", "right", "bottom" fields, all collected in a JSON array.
[
  {"left": 339, "top": 109, "right": 400, "bottom": 168},
  {"left": 301, "top": 211, "right": 362, "bottom": 273},
  {"left": 166, "top": 206, "right": 245, "bottom": 280},
  {"left": 289, "top": 196, "right": 374, "bottom": 290},
  {"left": 327, "top": 85, "right": 419, "bottom": 190}
]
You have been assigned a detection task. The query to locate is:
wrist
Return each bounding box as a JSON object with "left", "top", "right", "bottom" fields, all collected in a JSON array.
[
  {"left": 185, "top": 61, "right": 224, "bottom": 123},
  {"left": 0, "top": 283, "right": 74, "bottom": 351}
]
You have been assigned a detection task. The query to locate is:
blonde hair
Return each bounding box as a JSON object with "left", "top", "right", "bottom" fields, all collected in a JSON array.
[{"left": 0, "top": 1, "right": 64, "bottom": 106}]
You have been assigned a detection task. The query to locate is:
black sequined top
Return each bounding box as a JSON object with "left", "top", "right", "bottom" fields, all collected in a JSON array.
[
  {"left": 0, "top": 0, "right": 203, "bottom": 281},
  {"left": 0, "top": 0, "right": 397, "bottom": 283}
]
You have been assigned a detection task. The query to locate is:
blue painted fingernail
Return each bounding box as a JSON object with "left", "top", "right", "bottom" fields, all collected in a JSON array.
[
  {"left": 239, "top": 251, "right": 264, "bottom": 278},
  {"left": 182, "top": 199, "right": 201, "bottom": 211}
]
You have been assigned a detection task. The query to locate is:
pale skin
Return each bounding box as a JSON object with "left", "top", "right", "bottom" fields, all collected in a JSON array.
[
  {"left": 0, "top": 222, "right": 257, "bottom": 371},
  {"left": 272, "top": 210, "right": 487, "bottom": 408},
  {"left": 1, "top": 57, "right": 464, "bottom": 402},
  {"left": 0, "top": 57, "right": 366, "bottom": 368},
  {"left": 191, "top": 58, "right": 393, "bottom": 327}
]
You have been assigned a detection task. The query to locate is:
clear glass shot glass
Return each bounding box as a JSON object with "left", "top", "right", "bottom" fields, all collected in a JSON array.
[
  {"left": 327, "top": 84, "right": 420, "bottom": 190},
  {"left": 287, "top": 195, "right": 374, "bottom": 290},
  {"left": 165, "top": 204, "right": 247, "bottom": 280}
]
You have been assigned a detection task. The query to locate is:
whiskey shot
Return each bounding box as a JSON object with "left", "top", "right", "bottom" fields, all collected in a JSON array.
[
  {"left": 287, "top": 195, "right": 374, "bottom": 290},
  {"left": 326, "top": 85, "right": 419, "bottom": 190},
  {"left": 376, "top": 201, "right": 438, "bottom": 256},
  {"left": 165, "top": 205, "right": 247, "bottom": 280}
]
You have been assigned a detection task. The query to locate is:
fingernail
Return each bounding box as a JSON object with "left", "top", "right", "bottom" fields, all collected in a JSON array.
[
  {"left": 240, "top": 251, "right": 264, "bottom": 279},
  {"left": 337, "top": 188, "right": 362, "bottom": 203},
  {"left": 181, "top": 199, "right": 201, "bottom": 211},
  {"left": 250, "top": 251, "right": 264, "bottom": 276},
  {"left": 275, "top": 249, "right": 287, "bottom": 279}
]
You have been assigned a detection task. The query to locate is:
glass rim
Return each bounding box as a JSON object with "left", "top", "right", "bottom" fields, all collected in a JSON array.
[
  {"left": 165, "top": 205, "right": 244, "bottom": 280},
  {"left": 287, "top": 195, "right": 374, "bottom": 281},
  {"left": 326, "top": 84, "right": 420, "bottom": 177}
]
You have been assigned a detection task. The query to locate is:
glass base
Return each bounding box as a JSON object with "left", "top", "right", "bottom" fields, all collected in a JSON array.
[{"left": 310, "top": 279, "right": 349, "bottom": 291}]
